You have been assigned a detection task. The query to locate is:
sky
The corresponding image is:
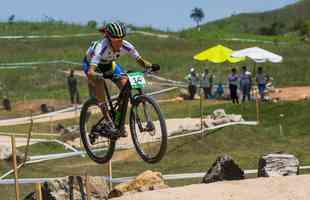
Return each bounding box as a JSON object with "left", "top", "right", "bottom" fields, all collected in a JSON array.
[{"left": 1, "top": 0, "right": 297, "bottom": 31}]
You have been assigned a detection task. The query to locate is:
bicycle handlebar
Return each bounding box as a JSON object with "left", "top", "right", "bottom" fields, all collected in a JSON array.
[{"left": 90, "top": 64, "right": 160, "bottom": 80}]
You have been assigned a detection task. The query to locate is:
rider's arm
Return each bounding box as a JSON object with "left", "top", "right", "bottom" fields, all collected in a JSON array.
[
  {"left": 136, "top": 57, "right": 152, "bottom": 69},
  {"left": 87, "top": 64, "right": 97, "bottom": 86}
]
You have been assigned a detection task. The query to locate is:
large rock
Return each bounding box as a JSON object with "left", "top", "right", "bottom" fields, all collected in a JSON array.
[
  {"left": 203, "top": 109, "right": 244, "bottom": 128},
  {"left": 258, "top": 153, "right": 300, "bottom": 177},
  {"left": 58, "top": 124, "right": 80, "bottom": 142},
  {"left": 109, "top": 170, "right": 169, "bottom": 198},
  {"left": 1, "top": 145, "right": 25, "bottom": 164},
  {"left": 24, "top": 176, "right": 109, "bottom": 200},
  {"left": 0, "top": 145, "right": 12, "bottom": 160},
  {"left": 202, "top": 155, "right": 244, "bottom": 184}
]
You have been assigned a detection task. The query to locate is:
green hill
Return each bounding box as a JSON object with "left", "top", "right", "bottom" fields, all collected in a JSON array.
[{"left": 181, "top": 0, "right": 310, "bottom": 40}]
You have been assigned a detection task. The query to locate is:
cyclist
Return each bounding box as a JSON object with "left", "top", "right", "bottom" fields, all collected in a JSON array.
[{"left": 83, "top": 22, "right": 156, "bottom": 136}]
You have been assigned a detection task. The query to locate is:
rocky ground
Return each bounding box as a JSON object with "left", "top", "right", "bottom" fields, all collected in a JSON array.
[{"left": 114, "top": 175, "right": 310, "bottom": 200}]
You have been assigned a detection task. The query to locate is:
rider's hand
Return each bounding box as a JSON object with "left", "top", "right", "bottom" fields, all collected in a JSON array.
[{"left": 151, "top": 64, "right": 160, "bottom": 72}]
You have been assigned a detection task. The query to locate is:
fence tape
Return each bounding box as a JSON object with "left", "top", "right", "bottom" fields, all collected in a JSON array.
[
  {"left": 1, "top": 166, "right": 309, "bottom": 185},
  {"left": 0, "top": 31, "right": 168, "bottom": 40},
  {"left": 0, "top": 86, "right": 178, "bottom": 127}
]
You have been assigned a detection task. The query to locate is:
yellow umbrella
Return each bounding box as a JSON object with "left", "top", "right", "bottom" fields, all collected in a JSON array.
[{"left": 194, "top": 44, "right": 245, "bottom": 63}]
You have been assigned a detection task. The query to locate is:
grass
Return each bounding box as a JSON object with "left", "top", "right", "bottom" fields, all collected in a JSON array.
[
  {"left": 0, "top": 21, "right": 95, "bottom": 36},
  {"left": 0, "top": 6, "right": 309, "bottom": 198},
  {"left": 0, "top": 21, "right": 310, "bottom": 104},
  {"left": 180, "top": 0, "right": 310, "bottom": 41},
  {"left": 1, "top": 100, "right": 310, "bottom": 176},
  {"left": 0, "top": 100, "right": 309, "bottom": 199}
]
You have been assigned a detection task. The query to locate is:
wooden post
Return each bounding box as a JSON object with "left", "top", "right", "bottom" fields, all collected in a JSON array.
[
  {"left": 253, "top": 62, "right": 260, "bottom": 124},
  {"left": 11, "top": 135, "right": 20, "bottom": 200},
  {"left": 85, "top": 174, "right": 91, "bottom": 200},
  {"left": 50, "top": 116, "right": 53, "bottom": 133},
  {"left": 108, "top": 159, "right": 113, "bottom": 191},
  {"left": 23, "top": 111, "right": 34, "bottom": 164},
  {"left": 35, "top": 183, "right": 43, "bottom": 200},
  {"left": 199, "top": 67, "right": 204, "bottom": 136},
  {"left": 255, "top": 88, "right": 260, "bottom": 124}
]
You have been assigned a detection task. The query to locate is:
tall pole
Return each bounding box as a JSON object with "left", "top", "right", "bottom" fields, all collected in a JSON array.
[
  {"left": 85, "top": 174, "right": 91, "bottom": 200},
  {"left": 200, "top": 68, "right": 203, "bottom": 136},
  {"left": 36, "top": 183, "right": 43, "bottom": 200},
  {"left": 254, "top": 62, "right": 260, "bottom": 124},
  {"left": 108, "top": 159, "right": 113, "bottom": 191},
  {"left": 11, "top": 135, "right": 20, "bottom": 200}
]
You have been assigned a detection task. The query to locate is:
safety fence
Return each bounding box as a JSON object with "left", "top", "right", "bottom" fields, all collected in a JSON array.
[{"left": 1, "top": 166, "right": 310, "bottom": 185}]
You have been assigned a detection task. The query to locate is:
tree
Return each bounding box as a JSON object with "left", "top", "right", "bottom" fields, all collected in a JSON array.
[
  {"left": 293, "top": 19, "right": 310, "bottom": 40},
  {"left": 190, "top": 7, "right": 205, "bottom": 29},
  {"left": 8, "top": 14, "right": 15, "bottom": 24},
  {"left": 87, "top": 20, "right": 97, "bottom": 29}
]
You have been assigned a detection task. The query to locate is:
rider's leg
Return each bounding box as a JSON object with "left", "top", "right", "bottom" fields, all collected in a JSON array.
[
  {"left": 113, "top": 63, "right": 128, "bottom": 136},
  {"left": 92, "top": 79, "right": 119, "bottom": 135},
  {"left": 93, "top": 79, "right": 113, "bottom": 121}
]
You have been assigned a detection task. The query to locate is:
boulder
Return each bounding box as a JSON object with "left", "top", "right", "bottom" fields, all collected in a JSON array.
[
  {"left": 203, "top": 109, "right": 244, "bottom": 127},
  {"left": 58, "top": 125, "right": 80, "bottom": 142},
  {"left": 258, "top": 153, "right": 300, "bottom": 177},
  {"left": 1, "top": 145, "right": 25, "bottom": 164},
  {"left": 202, "top": 155, "right": 244, "bottom": 184},
  {"left": 0, "top": 145, "right": 11, "bottom": 160},
  {"left": 213, "top": 109, "right": 226, "bottom": 118},
  {"left": 24, "top": 176, "right": 109, "bottom": 200},
  {"left": 109, "top": 170, "right": 169, "bottom": 198}
]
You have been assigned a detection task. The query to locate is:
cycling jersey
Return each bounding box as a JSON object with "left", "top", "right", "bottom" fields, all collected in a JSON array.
[
  {"left": 83, "top": 38, "right": 141, "bottom": 79},
  {"left": 87, "top": 38, "right": 140, "bottom": 65}
]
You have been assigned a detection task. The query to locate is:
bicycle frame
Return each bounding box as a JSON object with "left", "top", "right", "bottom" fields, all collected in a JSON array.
[{"left": 102, "top": 77, "right": 144, "bottom": 131}]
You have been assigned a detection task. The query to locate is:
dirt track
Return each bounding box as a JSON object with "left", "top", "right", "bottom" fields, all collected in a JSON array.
[
  {"left": 269, "top": 86, "right": 310, "bottom": 101},
  {"left": 115, "top": 175, "right": 310, "bottom": 200}
]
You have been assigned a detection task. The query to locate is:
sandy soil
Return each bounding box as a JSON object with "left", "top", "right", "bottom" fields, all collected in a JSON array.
[
  {"left": 115, "top": 175, "right": 310, "bottom": 200},
  {"left": 269, "top": 86, "right": 310, "bottom": 101}
]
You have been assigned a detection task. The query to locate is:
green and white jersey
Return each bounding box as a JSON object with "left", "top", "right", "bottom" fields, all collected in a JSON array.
[{"left": 86, "top": 38, "right": 141, "bottom": 66}]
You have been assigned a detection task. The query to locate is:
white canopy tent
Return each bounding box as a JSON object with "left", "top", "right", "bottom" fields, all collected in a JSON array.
[
  {"left": 231, "top": 47, "right": 283, "bottom": 123},
  {"left": 231, "top": 47, "right": 283, "bottom": 63}
]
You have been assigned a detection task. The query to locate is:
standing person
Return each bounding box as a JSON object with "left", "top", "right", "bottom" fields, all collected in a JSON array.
[
  {"left": 256, "top": 67, "right": 268, "bottom": 101},
  {"left": 201, "top": 68, "right": 210, "bottom": 99},
  {"left": 228, "top": 68, "right": 239, "bottom": 104},
  {"left": 209, "top": 71, "right": 214, "bottom": 98},
  {"left": 67, "top": 69, "right": 80, "bottom": 105},
  {"left": 240, "top": 66, "right": 252, "bottom": 102},
  {"left": 83, "top": 22, "right": 158, "bottom": 136},
  {"left": 185, "top": 67, "right": 199, "bottom": 100}
]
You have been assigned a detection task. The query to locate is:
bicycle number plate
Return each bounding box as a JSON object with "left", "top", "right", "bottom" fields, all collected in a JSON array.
[{"left": 128, "top": 72, "right": 146, "bottom": 89}]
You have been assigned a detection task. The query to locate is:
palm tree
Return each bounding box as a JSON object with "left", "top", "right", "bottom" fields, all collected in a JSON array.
[{"left": 190, "top": 7, "right": 205, "bottom": 29}]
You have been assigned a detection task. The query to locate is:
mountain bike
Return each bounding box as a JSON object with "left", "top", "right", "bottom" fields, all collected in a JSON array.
[{"left": 80, "top": 65, "right": 167, "bottom": 164}]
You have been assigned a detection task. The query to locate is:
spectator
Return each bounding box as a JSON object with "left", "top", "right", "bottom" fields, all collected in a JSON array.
[
  {"left": 2, "top": 96, "right": 11, "bottom": 111},
  {"left": 228, "top": 68, "right": 239, "bottom": 104},
  {"left": 214, "top": 81, "right": 224, "bottom": 99},
  {"left": 67, "top": 69, "right": 80, "bottom": 104},
  {"left": 185, "top": 67, "right": 199, "bottom": 100},
  {"left": 240, "top": 66, "right": 252, "bottom": 102},
  {"left": 256, "top": 67, "right": 268, "bottom": 101},
  {"left": 201, "top": 68, "right": 211, "bottom": 99}
]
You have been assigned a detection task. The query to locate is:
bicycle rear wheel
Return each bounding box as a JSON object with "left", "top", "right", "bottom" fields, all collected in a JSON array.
[
  {"left": 80, "top": 98, "right": 115, "bottom": 164},
  {"left": 129, "top": 95, "right": 167, "bottom": 163}
]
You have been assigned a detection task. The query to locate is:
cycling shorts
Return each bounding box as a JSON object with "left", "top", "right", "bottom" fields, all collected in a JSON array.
[{"left": 82, "top": 56, "right": 125, "bottom": 81}]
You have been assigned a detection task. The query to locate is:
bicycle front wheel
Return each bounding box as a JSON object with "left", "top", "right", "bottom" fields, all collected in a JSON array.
[
  {"left": 80, "top": 98, "right": 115, "bottom": 164},
  {"left": 129, "top": 95, "right": 167, "bottom": 163}
]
